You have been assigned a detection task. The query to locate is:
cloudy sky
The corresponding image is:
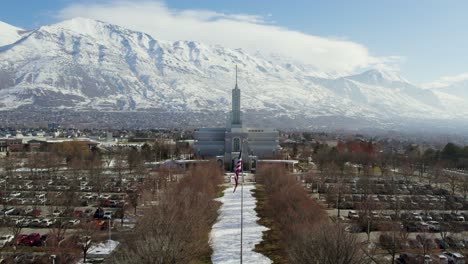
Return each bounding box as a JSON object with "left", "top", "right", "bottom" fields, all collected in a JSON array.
[{"left": 1, "top": 0, "right": 467, "bottom": 84}]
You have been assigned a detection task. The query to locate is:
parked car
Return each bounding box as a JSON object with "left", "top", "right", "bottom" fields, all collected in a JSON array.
[
  {"left": 52, "top": 210, "right": 62, "bottom": 217},
  {"left": 406, "top": 222, "right": 419, "bottom": 232},
  {"left": 348, "top": 210, "right": 359, "bottom": 219},
  {"left": 445, "top": 237, "right": 465, "bottom": 249},
  {"left": 427, "top": 221, "right": 440, "bottom": 232},
  {"left": 1, "top": 207, "right": 15, "bottom": 216},
  {"left": 103, "top": 211, "right": 112, "bottom": 219},
  {"left": 0, "top": 235, "right": 14, "bottom": 247},
  {"left": 99, "top": 194, "right": 111, "bottom": 200},
  {"left": 436, "top": 254, "right": 449, "bottom": 264},
  {"left": 84, "top": 208, "right": 94, "bottom": 216},
  {"left": 9, "top": 192, "right": 21, "bottom": 198},
  {"left": 109, "top": 200, "right": 118, "bottom": 208},
  {"left": 19, "top": 233, "right": 41, "bottom": 246},
  {"left": 82, "top": 194, "right": 94, "bottom": 200},
  {"left": 14, "top": 198, "right": 27, "bottom": 205},
  {"left": 9, "top": 218, "right": 24, "bottom": 227},
  {"left": 435, "top": 238, "right": 448, "bottom": 250},
  {"left": 26, "top": 208, "right": 41, "bottom": 217},
  {"left": 20, "top": 219, "right": 32, "bottom": 228},
  {"left": 443, "top": 252, "right": 465, "bottom": 264},
  {"left": 422, "top": 214, "right": 433, "bottom": 221},
  {"left": 396, "top": 253, "right": 428, "bottom": 264},
  {"left": 67, "top": 219, "right": 81, "bottom": 227},
  {"left": 93, "top": 207, "right": 104, "bottom": 219},
  {"left": 413, "top": 215, "right": 423, "bottom": 221},
  {"left": 40, "top": 218, "right": 56, "bottom": 228},
  {"left": 15, "top": 234, "right": 28, "bottom": 245},
  {"left": 28, "top": 219, "right": 42, "bottom": 228},
  {"left": 416, "top": 222, "right": 429, "bottom": 231}
]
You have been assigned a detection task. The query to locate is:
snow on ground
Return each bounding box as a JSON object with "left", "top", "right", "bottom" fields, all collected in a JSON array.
[
  {"left": 77, "top": 240, "right": 120, "bottom": 264},
  {"left": 210, "top": 184, "right": 271, "bottom": 264},
  {"left": 88, "top": 239, "right": 119, "bottom": 256}
]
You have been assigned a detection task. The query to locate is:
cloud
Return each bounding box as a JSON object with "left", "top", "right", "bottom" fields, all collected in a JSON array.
[
  {"left": 423, "top": 72, "right": 468, "bottom": 89},
  {"left": 55, "top": 0, "right": 398, "bottom": 75}
]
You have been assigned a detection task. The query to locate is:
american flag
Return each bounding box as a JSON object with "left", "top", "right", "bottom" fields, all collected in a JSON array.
[{"left": 233, "top": 151, "right": 242, "bottom": 192}]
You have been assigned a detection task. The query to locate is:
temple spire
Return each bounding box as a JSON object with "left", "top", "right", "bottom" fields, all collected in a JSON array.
[
  {"left": 235, "top": 65, "right": 238, "bottom": 89},
  {"left": 231, "top": 65, "right": 241, "bottom": 126}
]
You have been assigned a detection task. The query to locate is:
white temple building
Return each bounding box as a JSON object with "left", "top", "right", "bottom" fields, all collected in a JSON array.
[{"left": 193, "top": 68, "right": 281, "bottom": 171}]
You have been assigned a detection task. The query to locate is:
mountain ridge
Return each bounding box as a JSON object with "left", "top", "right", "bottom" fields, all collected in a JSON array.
[{"left": 0, "top": 17, "right": 467, "bottom": 130}]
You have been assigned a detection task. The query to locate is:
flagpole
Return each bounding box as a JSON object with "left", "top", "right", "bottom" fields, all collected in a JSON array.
[
  {"left": 240, "top": 141, "right": 244, "bottom": 264},
  {"left": 240, "top": 171, "right": 243, "bottom": 264}
]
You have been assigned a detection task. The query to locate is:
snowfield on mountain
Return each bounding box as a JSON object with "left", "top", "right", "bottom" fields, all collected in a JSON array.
[{"left": 0, "top": 17, "right": 467, "bottom": 129}]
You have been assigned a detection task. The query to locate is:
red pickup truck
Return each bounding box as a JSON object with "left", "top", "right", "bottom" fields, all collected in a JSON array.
[{"left": 19, "top": 233, "right": 41, "bottom": 246}]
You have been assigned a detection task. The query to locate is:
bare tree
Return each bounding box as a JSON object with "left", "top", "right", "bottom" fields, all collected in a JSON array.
[
  {"left": 47, "top": 219, "right": 68, "bottom": 248},
  {"left": 87, "top": 154, "right": 104, "bottom": 196},
  {"left": 288, "top": 223, "right": 370, "bottom": 264},
  {"left": 416, "top": 232, "right": 434, "bottom": 257},
  {"left": 379, "top": 223, "right": 405, "bottom": 264},
  {"left": 357, "top": 197, "right": 381, "bottom": 243},
  {"left": 113, "top": 149, "right": 126, "bottom": 186},
  {"left": 126, "top": 147, "right": 141, "bottom": 176},
  {"left": 113, "top": 162, "right": 223, "bottom": 264},
  {"left": 446, "top": 173, "right": 459, "bottom": 196},
  {"left": 461, "top": 176, "right": 468, "bottom": 203},
  {"left": 75, "top": 221, "right": 101, "bottom": 263},
  {"left": 7, "top": 221, "right": 22, "bottom": 253},
  {"left": 127, "top": 189, "right": 140, "bottom": 215}
]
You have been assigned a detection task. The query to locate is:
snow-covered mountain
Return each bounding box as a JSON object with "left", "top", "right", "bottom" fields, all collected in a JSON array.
[
  {"left": 0, "top": 21, "right": 26, "bottom": 46},
  {"left": 0, "top": 18, "right": 466, "bottom": 129}
]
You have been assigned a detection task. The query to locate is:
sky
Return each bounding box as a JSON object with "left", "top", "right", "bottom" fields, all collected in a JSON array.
[{"left": 1, "top": 0, "right": 467, "bottom": 84}]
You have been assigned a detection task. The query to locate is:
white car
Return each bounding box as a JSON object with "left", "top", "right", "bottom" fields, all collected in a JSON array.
[
  {"left": 52, "top": 210, "right": 62, "bottom": 217},
  {"left": 103, "top": 211, "right": 112, "bottom": 219},
  {"left": 82, "top": 194, "right": 94, "bottom": 200},
  {"left": 100, "top": 194, "right": 111, "bottom": 200},
  {"left": 1, "top": 207, "right": 15, "bottom": 216},
  {"left": 0, "top": 235, "right": 14, "bottom": 247},
  {"left": 15, "top": 198, "right": 27, "bottom": 205},
  {"left": 443, "top": 252, "right": 464, "bottom": 264},
  {"left": 40, "top": 218, "right": 56, "bottom": 227},
  {"left": 29, "top": 218, "right": 42, "bottom": 227},
  {"left": 67, "top": 219, "right": 81, "bottom": 227},
  {"left": 348, "top": 210, "right": 359, "bottom": 219}
]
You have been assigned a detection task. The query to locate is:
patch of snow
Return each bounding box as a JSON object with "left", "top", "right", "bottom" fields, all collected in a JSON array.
[
  {"left": 77, "top": 240, "right": 120, "bottom": 264},
  {"left": 0, "top": 21, "right": 24, "bottom": 46},
  {"left": 210, "top": 184, "right": 271, "bottom": 264},
  {"left": 88, "top": 239, "right": 119, "bottom": 256}
]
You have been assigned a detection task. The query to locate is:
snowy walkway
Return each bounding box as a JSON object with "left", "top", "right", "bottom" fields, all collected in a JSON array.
[{"left": 210, "top": 184, "right": 271, "bottom": 264}]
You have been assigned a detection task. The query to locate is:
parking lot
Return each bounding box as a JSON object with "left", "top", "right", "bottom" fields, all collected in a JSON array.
[
  {"left": 304, "top": 169, "right": 468, "bottom": 263},
  {"left": 0, "top": 163, "right": 144, "bottom": 263}
]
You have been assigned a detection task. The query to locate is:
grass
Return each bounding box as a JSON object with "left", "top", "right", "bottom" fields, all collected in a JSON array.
[
  {"left": 190, "top": 256, "right": 212, "bottom": 264},
  {"left": 216, "top": 185, "right": 228, "bottom": 198},
  {"left": 252, "top": 185, "right": 288, "bottom": 264}
]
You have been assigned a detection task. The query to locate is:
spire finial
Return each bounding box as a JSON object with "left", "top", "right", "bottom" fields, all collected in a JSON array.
[{"left": 235, "top": 64, "right": 238, "bottom": 87}]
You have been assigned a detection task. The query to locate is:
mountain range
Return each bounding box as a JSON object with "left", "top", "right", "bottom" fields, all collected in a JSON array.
[{"left": 0, "top": 18, "right": 467, "bottom": 131}]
